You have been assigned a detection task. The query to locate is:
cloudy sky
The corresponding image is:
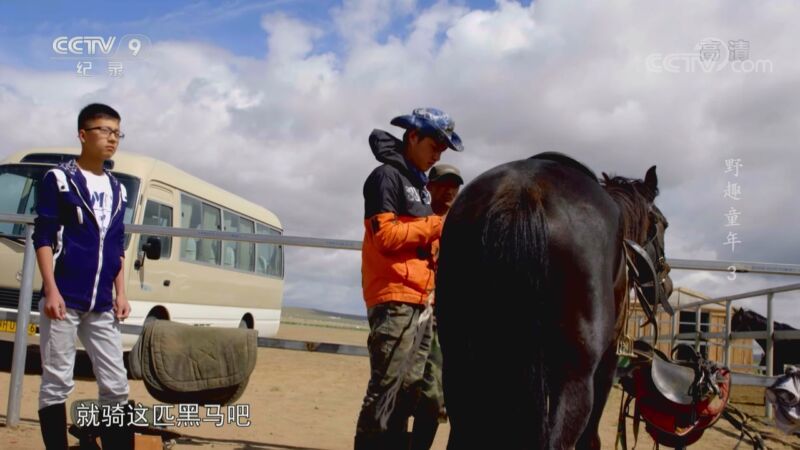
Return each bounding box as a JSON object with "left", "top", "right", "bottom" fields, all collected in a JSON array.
[{"left": 1, "top": 0, "right": 798, "bottom": 323}]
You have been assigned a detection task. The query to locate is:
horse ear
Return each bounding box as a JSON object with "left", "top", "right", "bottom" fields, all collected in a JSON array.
[
  {"left": 645, "top": 166, "right": 657, "bottom": 190},
  {"left": 601, "top": 172, "right": 611, "bottom": 183},
  {"left": 643, "top": 166, "right": 658, "bottom": 200}
]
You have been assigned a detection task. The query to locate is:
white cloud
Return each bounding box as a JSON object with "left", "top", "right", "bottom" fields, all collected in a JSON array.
[
  {"left": 331, "top": 0, "right": 418, "bottom": 47},
  {"left": 1, "top": 0, "right": 798, "bottom": 321}
]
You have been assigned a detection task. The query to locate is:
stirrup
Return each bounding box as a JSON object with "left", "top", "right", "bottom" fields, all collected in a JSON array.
[{"left": 617, "top": 334, "right": 636, "bottom": 357}]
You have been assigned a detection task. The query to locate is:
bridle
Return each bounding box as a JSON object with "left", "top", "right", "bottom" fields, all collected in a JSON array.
[
  {"left": 617, "top": 204, "right": 672, "bottom": 355},
  {"left": 642, "top": 205, "right": 671, "bottom": 292}
]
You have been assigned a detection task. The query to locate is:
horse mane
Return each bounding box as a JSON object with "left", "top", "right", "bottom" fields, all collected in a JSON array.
[{"left": 601, "top": 175, "right": 652, "bottom": 243}]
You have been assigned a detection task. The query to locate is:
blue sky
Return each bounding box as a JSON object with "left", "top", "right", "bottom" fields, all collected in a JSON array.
[
  {"left": 1, "top": 1, "right": 314, "bottom": 67},
  {"left": 0, "top": 0, "right": 508, "bottom": 69}
]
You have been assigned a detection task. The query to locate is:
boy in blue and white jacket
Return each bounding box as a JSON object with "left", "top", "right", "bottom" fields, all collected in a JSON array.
[{"left": 33, "top": 103, "right": 132, "bottom": 450}]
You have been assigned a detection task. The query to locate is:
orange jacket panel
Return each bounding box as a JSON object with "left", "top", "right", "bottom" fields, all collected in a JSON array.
[{"left": 362, "top": 212, "right": 443, "bottom": 307}]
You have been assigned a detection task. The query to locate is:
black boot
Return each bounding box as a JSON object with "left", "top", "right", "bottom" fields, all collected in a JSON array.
[{"left": 38, "top": 403, "right": 68, "bottom": 450}]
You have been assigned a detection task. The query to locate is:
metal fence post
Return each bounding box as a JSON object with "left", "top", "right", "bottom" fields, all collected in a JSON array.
[
  {"left": 695, "top": 305, "right": 702, "bottom": 354},
  {"left": 765, "top": 293, "right": 774, "bottom": 419},
  {"left": 669, "top": 308, "right": 675, "bottom": 348},
  {"left": 724, "top": 301, "right": 732, "bottom": 368},
  {"left": 6, "top": 225, "right": 36, "bottom": 427}
]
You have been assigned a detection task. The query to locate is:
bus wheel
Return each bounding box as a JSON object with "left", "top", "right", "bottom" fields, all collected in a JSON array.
[
  {"left": 144, "top": 307, "right": 169, "bottom": 327},
  {"left": 239, "top": 315, "right": 253, "bottom": 329}
]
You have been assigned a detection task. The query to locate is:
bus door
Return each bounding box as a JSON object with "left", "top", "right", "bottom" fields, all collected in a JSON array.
[{"left": 128, "top": 182, "right": 176, "bottom": 307}]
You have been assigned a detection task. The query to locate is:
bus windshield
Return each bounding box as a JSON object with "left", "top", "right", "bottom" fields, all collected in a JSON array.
[{"left": 0, "top": 164, "right": 140, "bottom": 246}]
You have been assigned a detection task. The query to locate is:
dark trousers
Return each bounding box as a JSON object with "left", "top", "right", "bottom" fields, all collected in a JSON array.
[
  {"left": 355, "top": 301, "right": 433, "bottom": 450},
  {"left": 411, "top": 326, "right": 446, "bottom": 450}
]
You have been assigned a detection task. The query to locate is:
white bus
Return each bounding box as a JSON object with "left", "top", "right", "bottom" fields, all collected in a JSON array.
[{"left": 0, "top": 148, "right": 284, "bottom": 348}]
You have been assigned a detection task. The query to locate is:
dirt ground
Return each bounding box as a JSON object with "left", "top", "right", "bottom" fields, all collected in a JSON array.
[{"left": 1, "top": 324, "right": 799, "bottom": 449}]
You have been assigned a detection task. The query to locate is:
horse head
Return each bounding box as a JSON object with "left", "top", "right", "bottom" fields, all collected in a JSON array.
[
  {"left": 602, "top": 166, "right": 673, "bottom": 301},
  {"left": 731, "top": 307, "right": 747, "bottom": 331},
  {"left": 731, "top": 308, "right": 765, "bottom": 331}
]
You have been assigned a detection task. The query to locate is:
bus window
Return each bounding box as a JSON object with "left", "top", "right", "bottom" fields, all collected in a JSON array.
[
  {"left": 180, "top": 195, "right": 201, "bottom": 261},
  {"left": 0, "top": 165, "right": 41, "bottom": 236},
  {"left": 200, "top": 203, "right": 221, "bottom": 265},
  {"left": 223, "top": 211, "right": 255, "bottom": 272},
  {"left": 140, "top": 200, "right": 173, "bottom": 258},
  {"left": 222, "top": 212, "right": 239, "bottom": 268},
  {"left": 117, "top": 174, "right": 141, "bottom": 249},
  {"left": 238, "top": 217, "right": 255, "bottom": 272},
  {"left": 256, "top": 223, "right": 284, "bottom": 278},
  {"left": 180, "top": 193, "right": 221, "bottom": 266}
]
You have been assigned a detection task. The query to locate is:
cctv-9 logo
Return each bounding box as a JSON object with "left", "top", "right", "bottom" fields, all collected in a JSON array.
[{"left": 51, "top": 34, "right": 151, "bottom": 58}]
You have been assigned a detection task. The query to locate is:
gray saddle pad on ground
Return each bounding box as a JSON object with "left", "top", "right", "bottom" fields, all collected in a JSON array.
[{"left": 129, "top": 320, "right": 258, "bottom": 405}]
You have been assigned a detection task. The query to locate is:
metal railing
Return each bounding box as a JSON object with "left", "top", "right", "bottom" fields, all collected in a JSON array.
[
  {"left": 0, "top": 213, "right": 363, "bottom": 427},
  {"left": 668, "top": 258, "right": 800, "bottom": 276},
  {"left": 3, "top": 212, "right": 800, "bottom": 425}
]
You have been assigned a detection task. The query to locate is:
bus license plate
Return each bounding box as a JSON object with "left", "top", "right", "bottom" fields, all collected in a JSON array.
[{"left": 0, "top": 320, "right": 37, "bottom": 335}]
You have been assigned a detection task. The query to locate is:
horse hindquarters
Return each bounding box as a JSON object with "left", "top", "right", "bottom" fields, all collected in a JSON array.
[
  {"left": 543, "top": 283, "right": 616, "bottom": 450},
  {"left": 437, "top": 176, "right": 550, "bottom": 449},
  {"left": 540, "top": 185, "right": 624, "bottom": 449},
  {"left": 574, "top": 242, "right": 629, "bottom": 450}
]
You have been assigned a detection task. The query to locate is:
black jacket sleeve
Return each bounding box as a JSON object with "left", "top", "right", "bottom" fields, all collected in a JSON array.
[{"left": 363, "top": 167, "right": 401, "bottom": 219}]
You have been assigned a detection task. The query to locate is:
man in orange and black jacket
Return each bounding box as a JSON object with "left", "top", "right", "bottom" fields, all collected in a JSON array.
[{"left": 355, "top": 108, "right": 464, "bottom": 450}]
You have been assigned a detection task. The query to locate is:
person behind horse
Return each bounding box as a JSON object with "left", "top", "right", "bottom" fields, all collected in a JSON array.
[
  {"left": 355, "top": 108, "right": 464, "bottom": 450},
  {"left": 427, "top": 164, "right": 463, "bottom": 216},
  {"left": 411, "top": 164, "right": 464, "bottom": 450}
]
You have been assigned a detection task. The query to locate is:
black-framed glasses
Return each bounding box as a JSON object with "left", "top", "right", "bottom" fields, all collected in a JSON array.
[{"left": 84, "top": 126, "right": 125, "bottom": 140}]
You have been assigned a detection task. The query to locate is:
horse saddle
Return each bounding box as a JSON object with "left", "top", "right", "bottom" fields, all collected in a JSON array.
[
  {"left": 617, "top": 341, "right": 731, "bottom": 449},
  {"left": 650, "top": 352, "right": 700, "bottom": 405},
  {"left": 129, "top": 320, "right": 258, "bottom": 405}
]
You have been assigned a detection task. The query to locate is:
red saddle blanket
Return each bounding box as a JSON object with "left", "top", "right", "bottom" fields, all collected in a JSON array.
[
  {"left": 633, "top": 367, "right": 730, "bottom": 447},
  {"left": 618, "top": 345, "right": 731, "bottom": 449}
]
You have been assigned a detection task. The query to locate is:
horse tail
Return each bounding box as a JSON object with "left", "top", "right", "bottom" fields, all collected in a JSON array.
[
  {"left": 479, "top": 184, "right": 550, "bottom": 445},
  {"left": 480, "top": 186, "right": 548, "bottom": 293}
]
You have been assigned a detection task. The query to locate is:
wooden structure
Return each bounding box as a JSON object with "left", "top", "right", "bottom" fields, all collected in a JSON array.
[{"left": 625, "top": 287, "right": 755, "bottom": 371}]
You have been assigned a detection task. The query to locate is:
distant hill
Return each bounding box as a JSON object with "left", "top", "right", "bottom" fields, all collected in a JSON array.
[{"left": 282, "top": 307, "right": 367, "bottom": 330}]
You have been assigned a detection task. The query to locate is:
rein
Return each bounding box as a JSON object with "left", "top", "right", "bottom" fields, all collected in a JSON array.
[{"left": 619, "top": 239, "right": 666, "bottom": 355}]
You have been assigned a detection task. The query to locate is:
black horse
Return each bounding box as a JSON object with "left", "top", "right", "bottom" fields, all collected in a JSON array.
[
  {"left": 732, "top": 308, "right": 800, "bottom": 374},
  {"left": 436, "top": 153, "right": 672, "bottom": 449}
]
